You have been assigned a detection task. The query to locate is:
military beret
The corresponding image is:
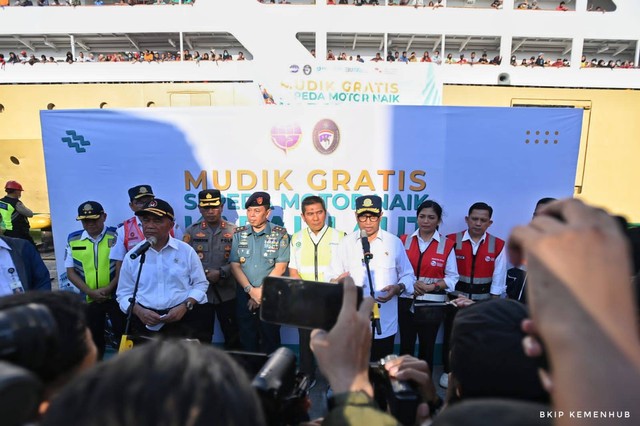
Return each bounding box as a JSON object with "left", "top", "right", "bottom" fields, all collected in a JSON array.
[{"left": 245, "top": 191, "right": 271, "bottom": 209}]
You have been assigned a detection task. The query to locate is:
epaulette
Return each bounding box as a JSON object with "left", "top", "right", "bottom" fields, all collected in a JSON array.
[
  {"left": 235, "top": 225, "right": 248, "bottom": 233},
  {"left": 222, "top": 221, "right": 237, "bottom": 231},
  {"left": 272, "top": 225, "right": 287, "bottom": 234}
]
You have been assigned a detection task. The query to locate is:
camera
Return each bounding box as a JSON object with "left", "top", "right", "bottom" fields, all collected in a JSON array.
[
  {"left": 0, "top": 303, "right": 59, "bottom": 426},
  {"left": 369, "top": 354, "right": 421, "bottom": 426},
  {"left": 230, "top": 347, "right": 310, "bottom": 426}
]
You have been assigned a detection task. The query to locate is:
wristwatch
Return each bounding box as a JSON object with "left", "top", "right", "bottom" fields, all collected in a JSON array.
[
  {"left": 185, "top": 300, "right": 194, "bottom": 311},
  {"left": 243, "top": 285, "right": 253, "bottom": 294},
  {"left": 397, "top": 283, "right": 406, "bottom": 295}
]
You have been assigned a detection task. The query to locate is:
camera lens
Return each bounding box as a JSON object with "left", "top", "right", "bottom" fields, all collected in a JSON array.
[{"left": 0, "top": 304, "right": 58, "bottom": 371}]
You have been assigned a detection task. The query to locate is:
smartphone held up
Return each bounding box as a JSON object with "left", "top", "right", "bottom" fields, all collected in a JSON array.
[{"left": 260, "top": 277, "right": 364, "bottom": 331}]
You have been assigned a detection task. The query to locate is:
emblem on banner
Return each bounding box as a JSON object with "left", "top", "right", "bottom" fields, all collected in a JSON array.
[
  {"left": 271, "top": 123, "right": 302, "bottom": 153},
  {"left": 61, "top": 130, "right": 91, "bottom": 153},
  {"left": 312, "top": 119, "right": 340, "bottom": 155},
  {"left": 289, "top": 64, "right": 299, "bottom": 73},
  {"left": 303, "top": 65, "right": 312, "bottom": 75}
]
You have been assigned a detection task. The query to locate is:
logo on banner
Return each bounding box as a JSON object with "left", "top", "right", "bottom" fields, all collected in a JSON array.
[
  {"left": 271, "top": 124, "right": 302, "bottom": 153},
  {"left": 303, "top": 65, "right": 312, "bottom": 75},
  {"left": 289, "top": 64, "right": 299, "bottom": 73},
  {"left": 61, "top": 130, "right": 91, "bottom": 153},
  {"left": 312, "top": 119, "right": 340, "bottom": 154}
]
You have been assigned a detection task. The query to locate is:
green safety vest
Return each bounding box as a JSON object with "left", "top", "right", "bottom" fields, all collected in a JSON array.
[
  {"left": 68, "top": 227, "right": 117, "bottom": 302},
  {"left": 290, "top": 227, "right": 344, "bottom": 281},
  {"left": 0, "top": 199, "right": 16, "bottom": 231}
]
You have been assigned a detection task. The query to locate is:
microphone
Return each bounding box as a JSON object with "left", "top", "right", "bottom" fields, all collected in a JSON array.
[
  {"left": 360, "top": 229, "right": 373, "bottom": 261},
  {"left": 129, "top": 237, "right": 157, "bottom": 259}
]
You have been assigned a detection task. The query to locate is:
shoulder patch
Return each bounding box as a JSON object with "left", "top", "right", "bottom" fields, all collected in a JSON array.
[
  {"left": 235, "top": 225, "right": 248, "bottom": 233},
  {"left": 67, "top": 229, "right": 83, "bottom": 242}
]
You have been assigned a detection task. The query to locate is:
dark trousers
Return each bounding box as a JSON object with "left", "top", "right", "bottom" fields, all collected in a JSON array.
[
  {"left": 442, "top": 303, "right": 457, "bottom": 373},
  {"left": 298, "top": 328, "right": 315, "bottom": 379},
  {"left": 236, "top": 287, "right": 281, "bottom": 354},
  {"left": 398, "top": 297, "right": 441, "bottom": 372},
  {"left": 128, "top": 303, "right": 214, "bottom": 343},
  {"left": 87, "top": 299, "right": 125, "bottom": 360},
  {"left": 370, "top": 334, "right": 395, "bottom": 362},
  {"left": 213, "top": 298, "right": 241, "bottom": 350}
]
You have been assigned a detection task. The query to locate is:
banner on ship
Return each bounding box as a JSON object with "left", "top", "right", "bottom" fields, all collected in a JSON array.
[{"left": 259, "top": 62, "right": 442, "bottom": 106}]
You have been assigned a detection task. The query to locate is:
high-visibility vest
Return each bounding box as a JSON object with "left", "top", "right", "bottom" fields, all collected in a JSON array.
[
  {"left": 0, "top": 196, "right": 29, "bottom": 233},
  {"left": 68, "top": 227, "right": 117, "bottom": 302},
  {"left": 290, "top": 227, "right": 344, "bottom": 281},
  {"left": 400, "top": 233, "right": 455, "bottom": 303},
  {"left": 447, "top": 231, "right": 505, "bottom": 300},
  {"left": 123, "top": 217, "right": 145, "bottom": 251}
]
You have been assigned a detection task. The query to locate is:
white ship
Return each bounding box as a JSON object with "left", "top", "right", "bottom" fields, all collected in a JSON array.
[{"left": 0, "top": 0, "right": 639, "bottom": 220}]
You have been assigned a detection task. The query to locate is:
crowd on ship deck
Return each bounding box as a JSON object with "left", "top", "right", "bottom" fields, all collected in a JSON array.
[{"left": 2, "top": 47, "right": 635, "bottom": 69}]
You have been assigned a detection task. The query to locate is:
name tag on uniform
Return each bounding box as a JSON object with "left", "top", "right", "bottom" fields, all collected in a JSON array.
[{"left": 10, "top": 281, "right": 25, "bottom": 294}]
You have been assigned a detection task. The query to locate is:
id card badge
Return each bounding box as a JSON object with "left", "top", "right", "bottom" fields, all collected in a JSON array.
[{"left": 8, "top": 268, "right": 25, "bottom": 294}]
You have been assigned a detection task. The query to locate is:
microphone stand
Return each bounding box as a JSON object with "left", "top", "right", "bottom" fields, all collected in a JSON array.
[
  {"left": 119, "top": 252, "right": 146, "bottom": 353},
  {"left": 363, "top": 248, "right": 382, "bottom": 336}
]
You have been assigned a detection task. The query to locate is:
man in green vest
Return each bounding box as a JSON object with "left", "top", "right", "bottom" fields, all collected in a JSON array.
[
  {"left": 289, "top": 195, "right": 345, "bottom": 388},
  {"left": 0, "top": 180, "right": 36, "bottom": 246},
  {"left": 65, "top": 201, "right": 124, "bottom": 359}
]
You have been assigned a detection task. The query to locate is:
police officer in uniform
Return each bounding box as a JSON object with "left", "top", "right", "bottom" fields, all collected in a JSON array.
[
  {"left": 0, "top": 180, "right": 36, "bottom": 246},
  {"left": 184, "top": 190, "right": 240, "bottom": 349},
  {"left": 230, "top": 191, "right": 289, "bottom": 354},
  {"left": 65, "top": 201, "right": 124, "bottom": 359}
]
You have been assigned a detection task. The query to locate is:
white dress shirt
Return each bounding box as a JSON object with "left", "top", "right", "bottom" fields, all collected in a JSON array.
[
  {"left": 460, "top": 230, "right": 507, "bottom": 296},
  {"left": 326, "top": 229, "right": 415, "bottom": 339},
  {"left": 116, "top": 236, "right": 208, "bottom": 313},
  {"left": 0, "top": 239, "right": 21, "bottom": 296}
]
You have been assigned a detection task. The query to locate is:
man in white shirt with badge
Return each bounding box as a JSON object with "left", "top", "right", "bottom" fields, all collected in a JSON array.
[
  {"left": 0, "top": 235, "right": 50, "bottom": 296},
  {"left": 326, "top": 195, "right": 415, "bottom": 361},
  {"left": 116, "top": 198, "right": 210, "bottom": 342}
]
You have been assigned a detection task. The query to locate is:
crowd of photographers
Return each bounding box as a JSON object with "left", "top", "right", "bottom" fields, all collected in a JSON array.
[{"left": 1, "top": 179, "right": 639, "bottom": 424}]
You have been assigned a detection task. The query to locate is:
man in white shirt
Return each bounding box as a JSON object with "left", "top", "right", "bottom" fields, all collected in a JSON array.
[
  {"left": 0, "top": 235, "right": 50, "bottom": 296},
  {"left": 326, "top": 195, "right": 415, "bottom": 361},
  {"left": 116, "top": 198, "right": 210, "bottom": 342}
]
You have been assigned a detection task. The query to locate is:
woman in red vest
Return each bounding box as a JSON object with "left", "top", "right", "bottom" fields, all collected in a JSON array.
[{"left": 398, "top": 200, "right": 459, "bottom": 371}]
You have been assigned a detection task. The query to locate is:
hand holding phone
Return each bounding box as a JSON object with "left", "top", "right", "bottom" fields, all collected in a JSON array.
[{"left": 260, "top": 276, "right": 363, "bottom": 330}]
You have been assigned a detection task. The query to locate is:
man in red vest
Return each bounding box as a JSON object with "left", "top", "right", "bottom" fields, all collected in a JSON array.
[{"left": 440, "top": 202, "right": 507, "bottom": 388}]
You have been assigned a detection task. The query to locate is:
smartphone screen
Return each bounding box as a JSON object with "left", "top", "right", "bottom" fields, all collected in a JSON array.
[{"left": 260, "top": 277, "right": 363, "bottom": 330}]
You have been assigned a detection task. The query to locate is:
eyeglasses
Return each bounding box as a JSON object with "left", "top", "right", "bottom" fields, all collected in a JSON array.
[{"left": 357, "top": 215, "right": 380, "bottom": 223}]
